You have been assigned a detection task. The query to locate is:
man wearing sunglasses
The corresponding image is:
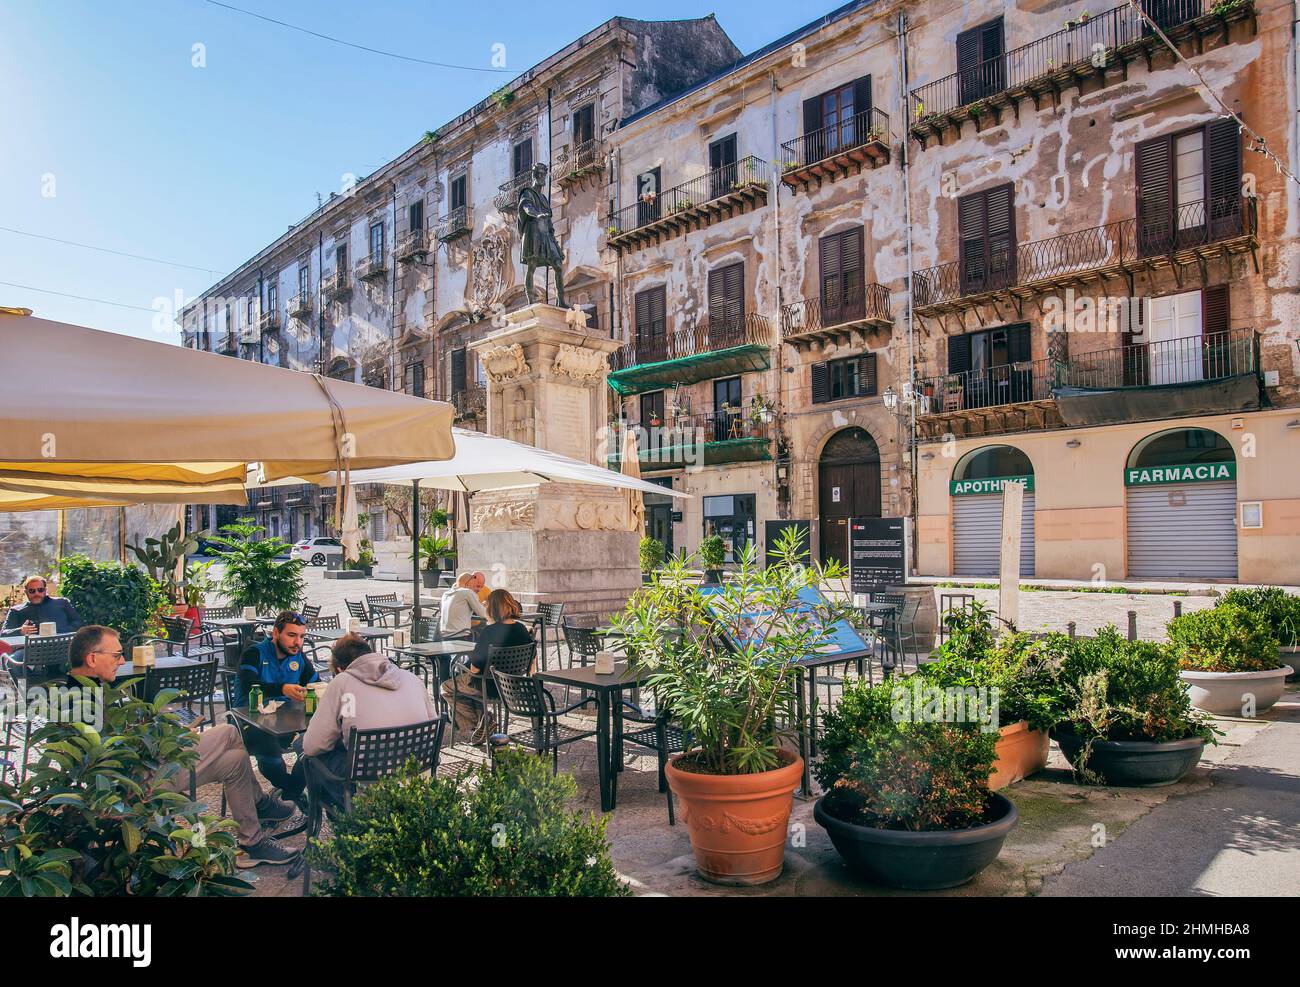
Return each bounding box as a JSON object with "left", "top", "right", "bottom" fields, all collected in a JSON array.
[
  {"left": 3, "top": 575, "right": 84, "bottom": 637},
  {"left": 64, "top": 625, "right": 304, "bottom": 870}
]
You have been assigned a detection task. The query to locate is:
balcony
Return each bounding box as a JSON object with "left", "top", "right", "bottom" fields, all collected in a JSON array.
[
  {"left": 607, "top": 313, "right": 774, "bottom": 396},
  {"left": 356, "top": 254, "right": 388, "bottom": 283},
  {"left": 779, "top": 108, "right": 891, "bottom": 192},
  {"left": 434, "top": 205, "right": 472, "bottom": 242},
  {"left": 217, "top": 332, "right": 238, "bottom": 355},
  {"left": 914, "top": 327, "right": 1260, "bottom": 440},
  {"left": 495, "top": 173, "right": 533, "bottom": 213},
  {"left": 238, "top": 327, "right": 260, "bottom": 346},
  {"left": 396, "top": 230, "right": 430, "bottom": 263},
  {"left": 608, "top": 403, "right": 775, "bottom": 470},
  {"left": 606, "top": 156, "right": 769, "bottom": 253},
  {"left": 913, "top": 197, "right": 1257, "bottom": 320},
  {"left": 322, "top": 269, "right": 352, "bottom": 302},
  {"left": 781, "top": 283, "right": 893, "bottom": 348},
  {"left": 288, "top": 291, "right": 312, "bottom": 319},
  {"left": 909, "top": 1, "right": 1258, "bottom": 148},
  {"left": 451, "top": 385, "right": 486, "bottom": 421},
  {"left": 257, "top": 310, "right": 280, "bottom": 334},
  {"left": 555, "top": 138, "right": 607, "bottom": 189}
]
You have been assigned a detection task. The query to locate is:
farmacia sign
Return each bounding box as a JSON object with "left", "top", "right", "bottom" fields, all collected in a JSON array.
[{"left": 1124, "top": 462, "right": 1236, "bottom": 486}]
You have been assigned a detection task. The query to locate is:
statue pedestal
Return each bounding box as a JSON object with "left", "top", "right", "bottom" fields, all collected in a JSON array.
[{"left": 461, "top": 304, "right": 640, "bottom": 616}]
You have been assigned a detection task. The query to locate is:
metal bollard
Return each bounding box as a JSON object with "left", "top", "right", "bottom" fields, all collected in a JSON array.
[
  {"left": 1173, "top": 599, "right": 1183, "bottom": 618},
  {"left": 488, "top": 733, "right": 512, "bottom": 771},
  {"left": 1067, "top": 621, "right": 1076, "bottom": 639},
  {"left": 1127, "top": 610, "right": 1138, "bottom": 641}
]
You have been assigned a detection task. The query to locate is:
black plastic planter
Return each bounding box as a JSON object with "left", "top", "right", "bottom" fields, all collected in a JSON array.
[
  {"left": 814, "top": 793, "right": 1018, "bottom": 890},
  {"left": 1052, "top": 731, "right": 1204, "bottom": 787}
]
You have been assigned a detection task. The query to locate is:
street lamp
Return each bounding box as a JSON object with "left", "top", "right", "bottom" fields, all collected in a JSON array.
[{"left": 883, "top": 385, "right": 898, "bottom": 411}]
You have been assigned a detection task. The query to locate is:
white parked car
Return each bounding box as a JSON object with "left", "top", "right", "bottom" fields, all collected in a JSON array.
[{"left": 290, "top": 537, "right": 344, "bottom": 565}]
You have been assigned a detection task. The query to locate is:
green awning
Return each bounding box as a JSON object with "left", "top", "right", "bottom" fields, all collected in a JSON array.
[{"left": 608, "top": 344, "right": 771, "bottom": 396}]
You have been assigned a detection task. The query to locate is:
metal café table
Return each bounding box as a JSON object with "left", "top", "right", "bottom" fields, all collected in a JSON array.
[
  {"left": 535, "top": 662, "right": 643, "bottom": 813},
  {"left": 305, "top": 626, "right": 394, "bottom": 646},
  {"left": 205, "top": 617, "right": 261, "bottom": 652},
  {"left": 227, "top": 699, "right": 310, "bottom": 741},
  {"left": 793, "top": 646, "right": 874, "bottom": 799},
  {"left": 392, "top": 640, "right": 477, "bottom": 701}
]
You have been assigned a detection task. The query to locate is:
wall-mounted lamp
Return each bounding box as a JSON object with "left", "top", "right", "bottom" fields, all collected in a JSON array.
[
  {"left": 1066, "top": 439, "right": 1082, "bottom": 448},
  {"left": 882, "top": 385, "right": 897, "bottom": 411}
]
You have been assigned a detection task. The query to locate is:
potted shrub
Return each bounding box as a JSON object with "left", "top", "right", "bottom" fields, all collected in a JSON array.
[
  {"left": 182, "top": 560, "right": 216, "bottom": 634},
  {"left": 922, "top": 603, "right": 1065, "bottom": 789},
  {"left": 412, "top": 533, "right": 455, "bottom": 588},
  {"left": 1052, "top": 627, "right": 1219, "bottom": 786},
  {"left": 57, "top": 554, "right": 168, "bottom": 642},
  {"left": 1217, "top": 586, "right": 1300, "bottom": 681},
  {"left": 638, "top": 536, "right": 664, "bottom": 582},
  {"left": 614, "top": 528, "right": 846, "bottom": 885},
  {"left": 309, "top": 751, "right": 627, "bottom": 897},
  {"left": 126, "top": 522, "right": 208, "bottom": 617},
  {"left": 1167, "top": 603, "right": 1289, "bottom": 715},
  {"left": 205, "top": 517, "right": 306, "bottom": 615},
  {"left": 698, "top": 534, "right": 727, "bottom": 585},
  {"left": 813, "top": 679, "right": 1016, "bottom": 890}
]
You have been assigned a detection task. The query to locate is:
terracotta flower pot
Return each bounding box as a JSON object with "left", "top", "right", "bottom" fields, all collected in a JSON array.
[
  {"left": 665, "top": 750, "right": 803, "bottom": 886},
  {"left": 989, "top": 720, "right": 1049, "bottom": 790}
]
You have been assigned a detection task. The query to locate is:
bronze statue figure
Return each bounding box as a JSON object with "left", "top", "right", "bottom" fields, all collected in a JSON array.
[{"left": 516, "top": 162, "right": 566, "bottom": 307}]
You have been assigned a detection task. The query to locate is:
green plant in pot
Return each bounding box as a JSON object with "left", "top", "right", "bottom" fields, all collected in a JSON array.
[
  {"left": 1167, "top": 603, "right": 1288, "bottom": 715},
  {"left": 1216, "top": 586, "right": 1300, "bottom": 680},
  {"left": 812, "top": 678, "right": 1016, "bottom": 890},
  {"left": 58, "top": 555, "right": 168, "bottom": 643},
  {"left": 126, "top": 522, "right": 209, "bottom": 611},
  {"left": 698, "top": 533, "right": 727, "bottom": 584},
  {"left": 205, "top": 517, "right": 305, "bottom": 615},
  {"left": 412, "top": 533, "right": 455, "bottom": 588},
  {"left": 613, "top": 527, "right": 846, "bottom": 885},
  {"left": 1052, "top": 626, "right": 1219, "bottom": 786},
  {"left": 638, "top": 536, "right": 664, "bottom": 578}
]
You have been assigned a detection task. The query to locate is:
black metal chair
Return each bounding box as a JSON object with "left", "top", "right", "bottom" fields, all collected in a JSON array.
[
  {"left": 531, "top": 602, "right": 565, "bottom": 670},
  {"left": 449, "top": 642, "right": 535, "bottom": 749},
  {"left": 345, "top": 599, "right": 370, "bottom": 625},
  {"left": 3, "top": 632, "right": 75, "bottom": 782},
  {"left": 147, "top": 659, "right": 219, "bottom": 730},
  {"left": 411, "top": 611, "right": 440, "bottom": 644},
  {"left": 490, "top": 668, "right": 596, "bottom": 774},
  {"left": 299, "top": 714, "right": 448, "bottom": 893},
  {"left": 203, "top": 605, "right": 237, "bottom": 620},
  {"left": 561, "top": 623, "right": 603, "bottom": 705},
  {"left": 365, "top": 594, "right": 401, "bottom": 628},
  {"left": 299, "top": 604, "right": 321, "bottom": 623},
  {"left": 303, "top": 614, "right": 341, "bottom": 675},
  {"left": 153, "top": 614, "right": 224, "bottom": 663},
  {"left": 618, "top": 693, "right": 685, "bottom": 825}
]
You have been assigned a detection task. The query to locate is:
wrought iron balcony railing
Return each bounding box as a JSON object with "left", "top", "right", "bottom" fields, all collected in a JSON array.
[
  {"left": 555, "top": 138, "right": 606, "bottom": 185},
  {"left": 606, "top": 156, "right": 769, "bottom": 246},
  {"left": 781, "top": 283, "right": 892, "bottom": 339},
  {"left": 452, "top": 385, "right": 486, "bottom": 419},
  {"left": 909, "top": 1, "right": 1255, "bottom": 133},
  {"left": 495, "top": 172, "right": 534, "bottom": 213},
  {"left": 355, "top": 254, "right": 388, "bottom": 282},
  {"left": 322, "top": 269, "right": 351, "bottom": 301},
  {"left": 779, "top": 107, "right": 890, "bottom": 186},
  {"left": 396, "top": 229, "right": 429, "bottom": 261},
  {"left": 434, "top": 205, "right": 472, "bottom": 242},
  {"left": 913, "top": 197, "right": 1256, "bottom": 311},
  {"left": 257, "top": 310, "right": 280, "bottom": 333},
  {"left": 609, "top": 313, "right": 773, "bottom": 372},
  {"left": 915, "top": 328, "right": 1258, "bottom": 417},
  {"left": 613, "top": 400, "right": 775, "bottom": 457},
  {"left": 288, "top": 291, "right": 312, "bottom": 318}
]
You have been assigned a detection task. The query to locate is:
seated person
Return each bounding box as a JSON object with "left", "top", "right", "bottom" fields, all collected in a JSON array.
[
  {"left": 439, "top": 573, "right": 487, "bottom": 641},
  {"left": 471, "top": 571, "right": 491, "bottom": 603},
  {"left": 236, "top": 611, "right": 318, "bottom": 805},
  {"left": 300, "top": 633, "right": 435, "bottom": 809},
  {"left": 65, "top": 625, "right": 302, "bottom": 868},
  {"left": 4, "top": 575, "right": 84, "bottom": 636},
  {"left": 441, "top": 589, "right": 533, "bottom": 744}
]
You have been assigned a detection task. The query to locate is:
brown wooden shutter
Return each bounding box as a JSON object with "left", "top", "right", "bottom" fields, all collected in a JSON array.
[
  {"left": 1202, "top": 283, "right": 1231, "bottom": 378},
  {"left": 986, "top": 184, "right": 1015, "bottom": 288},
  {"left": 819, "top": 232, "right": 842, "bottom": 312},
  {"left": 956, "top": 25, "right": 982, "bottom": 105},
  {"left": 450, "top": 348, "right": 466, "bottom": 395},
  {"left": 811, "top": 362, "right": 830, "bottom": 404},
  {"left": 853, "top": 76, "right": 872, "bottom": 125},
  {"left": 803, "top": 96, "right": 822, "bottom": 135},
  {"left": 948, "top": 334, "right": 972, "bottom": 375},
  {"left": 1136, "top": 134, "right": 1173, "bottom": 256},
  {"left": 958, "top": 191, "right": 988, "bottom": 292},
  {"left": 1007, "top": 323, "right": 1032, "bottom": 363},
  {"left": 860, "top": 352, "right": 878, "bottom": 395},
  {"left": 1202, "top": 284, "right": 1230, "bottom": 338},
  {"left": 1206, "top": 118, "right": 1242, "bottom": 238}
]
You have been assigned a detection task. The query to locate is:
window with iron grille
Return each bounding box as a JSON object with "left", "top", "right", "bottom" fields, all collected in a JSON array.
[
  {"left": 513, "top": 139, "right": 533, "bottom": 177},
  {"left": 409, "top": 200, "right": 424, "bottom": 232},
  {"left": 634, "top": 286, "right": 667, "bottom": 362},
  {"left": 572, "top": 104, "right": 594, "bottom": 144},
  {"left": 707, "top": 262, "right": 744, "bottom": 332},
  {"left": 450, "top": 347, "right": 467, "bottom": 395},
  {"left": 819, "top": 228, "right": 864, "bottom": 323},
  {"left": 956, "top": 17, "right": 1005, "bottom": 105},
  {"left": 1136, "top": 119, "right": 1241, "bottom": 256},
  {"left": 450, "top": 175, "right": 467, "bottom": 210},
  {"left": 369, "top": 222, "right": 385, "bottom": 259}
]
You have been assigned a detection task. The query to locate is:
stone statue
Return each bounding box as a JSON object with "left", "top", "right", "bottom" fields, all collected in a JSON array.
[{"left": 516, "top": 162, "right": 566, "bottom": 307}]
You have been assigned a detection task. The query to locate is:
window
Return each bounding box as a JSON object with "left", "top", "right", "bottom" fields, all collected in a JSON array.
[
  {"left": 223, "top": 303, "right": 231, "bottom": 341},
  {"left": 812, "top": 353, "right": 878, "bottom": 404},
  {"left": 708, "top": 133, "right": 737, "bottom": 198},
  {"left": 408, "top": 200, "right": 424, "bottom": 233},
  {"left": 369, "top": 221, "right": 385, "bottom": 260},
  {"left": 246, "top": 294, "right": 256, "bottom": 326},
  {"left": 640, "top": 390, "right": 665, "bottom": 426},
  {"left": 450, "top": 174, "right": 466, "bottom": 211},
  {"left": 946, "top": 323, "right": 1031, "bottom": 408},
  {"left": 1136, "top": 119, "right": 1241, "bottom": 255},
  {"left": 450, "top": 347, "right": 467, "bottom": 395},
  {"left": 634, "top": 285, "right": 667, "bottom": 362},
  {"left": 298, "top": 262, "right": 309, "bottom": 297},
  {"left": 636, "top": 167, "right": 661, "bottom": 225},
  {"left": 265, "top": 280, "right": 278, "bottom": 316},
  {"left": 572, "top": 103, "right": 595, "bottom": 145},
  {"left": 956, "top": 17, "right": 1005, "bottom": 105},
  {"left": 713, "top": 376, "right": 742, "bottom": 441},
  {"left": 707, "top": 262, "right": 744, "bottom": 340},
  {"left": 334, "top": 243, "right": 348, "bottom": 274},
  {"left": 802, "top": 77, "right": 871, "bottom": 160},
  {"left": 958, "top": 184, "right": 1016, "bottom": 294},
  {"left": 404, "top": 361, "right": 425, "bottom": 397},
  {"left": 819, "top": 227, "right": 865, "bottom": 324},
  {"left": 513, "top": 138, "right": 533, "bottom": 178},
  {"left": 580, "top": 304, "right": 599, "bottom": 333}
]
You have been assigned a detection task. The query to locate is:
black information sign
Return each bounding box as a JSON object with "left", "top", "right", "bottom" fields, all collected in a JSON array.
[
  {"left": 764, "top": 519, "right": 811, "bottom": 567},
  {"left": 849, "top": 517, "right": 906, "bottom": 594}
]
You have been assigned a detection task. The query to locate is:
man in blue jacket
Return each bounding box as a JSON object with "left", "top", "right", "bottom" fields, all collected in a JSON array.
[
  {"left": 237, "top": 611, "right": 318, "bottom": 805},
  {"left": 4, "top": 575, "right": 84, "bottom": 636}
]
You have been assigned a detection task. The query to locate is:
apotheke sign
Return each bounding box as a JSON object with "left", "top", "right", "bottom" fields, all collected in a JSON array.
[
  {"left": 949, "top": 475, "right": 1035, "bottom": 497},
  {"left": 1124, "top": 462, "right": 1236, "bottom": 486}
]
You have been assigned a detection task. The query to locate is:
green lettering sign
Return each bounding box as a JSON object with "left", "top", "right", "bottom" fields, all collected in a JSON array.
[
  {"left": 1124, "top": 461, "right": 1236, "bottom": 486},
  {"left": 949, "top": 474, "right": 1035, "bottom": 497}
]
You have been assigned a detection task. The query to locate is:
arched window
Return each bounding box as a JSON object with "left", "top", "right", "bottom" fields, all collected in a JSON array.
[
  {"left": 952, "top": 444, "right": 1033, "bottom": 482},
  {"left": 1127, "top": 428, "right": 1233, "bottom": 470}
]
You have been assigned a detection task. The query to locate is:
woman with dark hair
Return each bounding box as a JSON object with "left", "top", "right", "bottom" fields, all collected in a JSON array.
[{"left": 440, "top": 589, "right": 533, "bottom": 742}]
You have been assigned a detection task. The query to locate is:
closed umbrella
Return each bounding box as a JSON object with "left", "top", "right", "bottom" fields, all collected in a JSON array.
[{"left": 620, "top": 426, "right": 646, "bottom": 533}]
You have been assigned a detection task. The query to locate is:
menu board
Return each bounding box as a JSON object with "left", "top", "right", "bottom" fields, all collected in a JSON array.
[
  {"left": 849, "top": 517, "right": 906, "bottom": 595},
  {"left": 698, "top": 584, "right": 870, "bottom": 660}
]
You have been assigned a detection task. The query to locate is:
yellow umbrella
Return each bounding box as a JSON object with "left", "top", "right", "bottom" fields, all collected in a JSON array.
[{"left": 620, "top": 426, "right": 646, "bottom": 533}]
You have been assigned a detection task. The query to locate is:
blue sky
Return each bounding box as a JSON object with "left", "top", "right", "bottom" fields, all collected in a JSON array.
[{"left": 0, "top": 0, "right": 816, "bottom": 342}]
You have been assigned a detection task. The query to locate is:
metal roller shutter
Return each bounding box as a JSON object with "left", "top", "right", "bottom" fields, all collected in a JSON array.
[
  {"left": 952, "top": 493, "right": 1035, "bottom": 577},
  {"left": 1127, "top": 482, "right": 1237, "bottom": 579}
]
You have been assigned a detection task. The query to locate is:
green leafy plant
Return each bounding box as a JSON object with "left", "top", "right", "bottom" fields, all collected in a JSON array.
[
  {"left": 614, "top": 528, "right": 847, "bottom": 776},
  {"left": 57, "top": 555, "right": 167, "bottom": 642},
  {"left": 638, "top": 536, "right": 665, "bottom": 574},
  {"left": 309, "top": 751, "right": 627, "bottom": 897},
  {"left": 0, "top": 681, "right": 251, "bottom": 896},
  {"left": 126, "top": 522, "right": 208, "bottom": 604},
  {"left": 697, "top": 534, "right": 727, "bottom": 572},
  {"left": 1056, "top": 626, "right": 1219, "bottom": 747},
  {"left": 1216, "top": 587, "right": 1300, "bottom": 649},
  {"left": 412, "top": 533, "right": 455, "bottom": 571},
  {"left": 182, "top": 560, "right": 215, "bottom": 609},
  {"left": 814, "top": 679, "right": 999, "bottom": 831},
  {"left": 426, "top": 508, "right": 450, "bottom": 530},
  {"left": 205, "top": 517, "right": 305, "bottom": 615},
  {"left": 1167, "top": 603, "right": 1281, "bottom": 673},
  {"left": 490, "top": 86, "right": 514, "bottom": 110}
]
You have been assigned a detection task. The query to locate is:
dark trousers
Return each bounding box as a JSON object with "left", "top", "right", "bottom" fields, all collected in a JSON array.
[
  {"left": 302, "top": 746, "right": 350, "bottom": 811},
  {"left": 241, "top": 725, "right": 306, "bottom": 799}
]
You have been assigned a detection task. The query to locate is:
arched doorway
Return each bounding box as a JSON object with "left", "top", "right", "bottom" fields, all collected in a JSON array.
[
  {"left": 1126, "top": 427, "right": 1236, "bottom": 579},
  {"left": 818, "top": 427, "right": 881, "bottom": 567},
  {"left": 951, "top": 445, "right": 1035, "bottom": 577}
]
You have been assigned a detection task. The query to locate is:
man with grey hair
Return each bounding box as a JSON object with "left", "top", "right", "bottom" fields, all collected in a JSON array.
[{"left": 439, "top": 572, "right": 487, "bottom": 641}]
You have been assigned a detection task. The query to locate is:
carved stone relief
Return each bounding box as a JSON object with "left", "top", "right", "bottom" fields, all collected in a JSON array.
[
  {"left": 469, "top": 226, "right": 512, "bottom": 314},
  {"left": 551, "top": 342, "right": 605, "bottom": 385},
  {"left": 472, "top": 500, "right": 536, "bottom": 531},
  {"left": 480, "top": 343, "right": 530, "bottom": 383}
]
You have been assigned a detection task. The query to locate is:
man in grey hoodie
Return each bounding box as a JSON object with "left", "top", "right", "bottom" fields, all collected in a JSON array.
[{"left": 300, "top": 633, "right": 436, "bottom": 808}]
